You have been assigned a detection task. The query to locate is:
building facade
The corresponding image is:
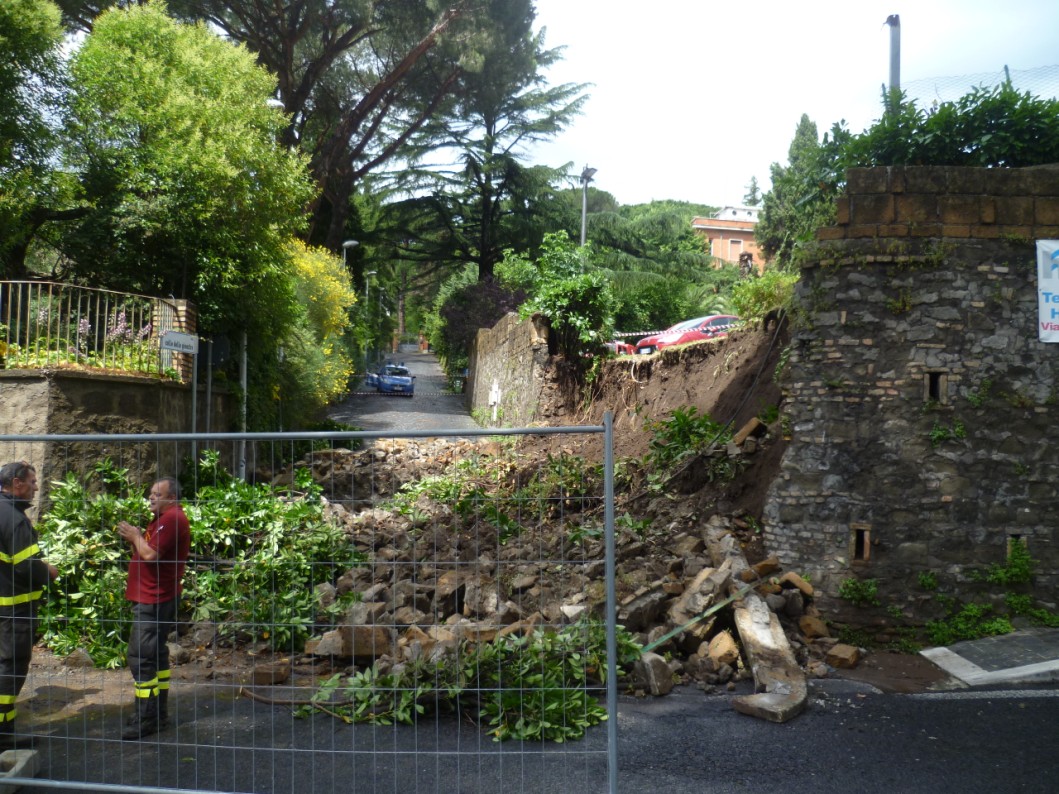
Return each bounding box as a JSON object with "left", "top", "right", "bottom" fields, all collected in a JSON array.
[{"left": 692, "top": 206, "right": 764, "bottom": 272}]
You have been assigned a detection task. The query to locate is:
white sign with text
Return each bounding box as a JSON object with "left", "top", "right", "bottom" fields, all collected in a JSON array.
[
  {"left": 161, "top": 330, "right": 199, "bottom": 354},
  {"left": 1038, "top": 240, "right": 1059, "bottom": 343}
]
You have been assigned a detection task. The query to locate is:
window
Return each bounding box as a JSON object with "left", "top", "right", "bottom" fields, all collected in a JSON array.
[
  {"left": 924, "top": 371, "right": 948, "bottom": 404},
  {"left": 850, "top": 523, "right": 871, "bottom": 562}
]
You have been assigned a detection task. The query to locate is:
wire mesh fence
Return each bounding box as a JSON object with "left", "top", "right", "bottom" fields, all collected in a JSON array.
[{"left": 0, "top": 425, "right": 619, "bottom": 793}]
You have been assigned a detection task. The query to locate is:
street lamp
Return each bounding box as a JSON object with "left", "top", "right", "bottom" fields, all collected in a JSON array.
[
  {"left": 342, "top": 239, "right": 359, "bottom": 268},
  {"left": 362, "top": 270, "right": 378, "bottom": 371},
  {"left": 580, "top": 166, "right": 597, "bottom": 246}
]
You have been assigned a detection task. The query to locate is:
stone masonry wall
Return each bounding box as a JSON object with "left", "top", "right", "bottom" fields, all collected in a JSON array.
[
  {"left": 0, "top": 370, "right": 235, "bottom": 509},
  {"left": 467, "top": 312, "right": 551, "bottom": 427},
  {"left": 764, "top": 165, "right": 1059, "bottom": 610}
]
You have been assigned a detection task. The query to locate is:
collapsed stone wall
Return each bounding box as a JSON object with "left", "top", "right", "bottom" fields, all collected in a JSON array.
[{"left": 764, "top": 165, "right": 1059, "bottom": 610}]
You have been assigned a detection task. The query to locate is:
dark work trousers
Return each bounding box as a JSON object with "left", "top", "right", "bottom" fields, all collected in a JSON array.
[
  {"left": 0, "top": 609, "right": 37, "bottom": 728},
  {"left": 127, "top": 599, "right": 177, "bottom": 702}
]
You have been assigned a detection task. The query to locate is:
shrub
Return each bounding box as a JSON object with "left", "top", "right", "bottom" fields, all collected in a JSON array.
[{"left": 730, "top": 268, "right": 799, "bottom": 323}]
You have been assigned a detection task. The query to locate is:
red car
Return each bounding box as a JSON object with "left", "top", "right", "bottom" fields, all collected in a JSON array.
[
  {"left": 604, "top": 339, "right": 636, "bottom": 355},
  {"left": 635, "top": 314, "right": 739, "bottom": 355}
]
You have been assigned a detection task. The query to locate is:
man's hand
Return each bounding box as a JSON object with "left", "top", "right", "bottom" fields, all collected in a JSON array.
[{"left": 117, "top": 521, "right": 140, "bottom": 544}]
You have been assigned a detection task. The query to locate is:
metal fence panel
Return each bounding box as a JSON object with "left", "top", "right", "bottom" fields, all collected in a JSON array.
[{"left": 0, "top": 423, "right": 617, "bottom": 794}]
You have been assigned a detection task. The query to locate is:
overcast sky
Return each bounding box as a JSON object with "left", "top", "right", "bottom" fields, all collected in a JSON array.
[{"left": 526, "top": 0, "right": 1059, "bottom": 208}]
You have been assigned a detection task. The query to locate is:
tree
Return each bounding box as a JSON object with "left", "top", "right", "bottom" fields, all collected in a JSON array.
[
  {"left": 0, "top": 0, "right": 77, "bottom": 276},
  {"left": 373, "top": 0, "right": 586, "bottom": 286},
  {"left": 60, "top": 1, "right": 313, "bottom": 338},
  {"left": 152, "top": 0, "right": 507, "bottom": 251},
  {"left": 755, "top": 114, "right": 844, "bottom": 265},
  {"left": 743, "top": 176, "right": 761, "bottom": 207}
]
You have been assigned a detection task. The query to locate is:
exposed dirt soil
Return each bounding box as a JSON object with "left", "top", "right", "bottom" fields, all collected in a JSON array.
[{"left": 514, "top": 324, "right": 955, "bottom": 693}]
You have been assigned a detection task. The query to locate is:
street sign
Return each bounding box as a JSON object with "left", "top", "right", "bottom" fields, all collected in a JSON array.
[{"left": 161, "top": 330, "right": 199, "bottom": 354}]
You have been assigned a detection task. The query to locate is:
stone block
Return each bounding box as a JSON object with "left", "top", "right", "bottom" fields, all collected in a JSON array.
[
  {"left": 342, "top": 625, "right": 394, "bottom": 660},
  {"left": 815, "top": 226, "right": 846, "bottom": 241},
  {"left": 938, "top": 195, "right": 979, "bottom": 224},
  {"left": 847, "top": 167, "right": 890, "bottom": 194},
  {"left": 798, "top": 615, "right": 830, "bottom": 639},
  {"left": 1035, "top": 197, "right": 1059, "bottom": 226},
  {"left": 826, "top": 643, "right": 861, "bottom": 669},
  {"left": 895, "top": 194, "right": 938, "bottom": 223},
  {"left": 995, "top": 196, "right": 1034, "bottom": 225},
  {"left": 706, "top": 630, "right": 740, "bottom": 666},
  {"left": 0, "top": 749, "right": 40, "bottom": 794},
  {"left": 251, "top": 663, "right": 291, "bottom": 686},
  {"left": 902, "top": 167, "right": 948, "bottom": 193},
  {"left": 779, "top": 571, "right": 814, "bottom": 597},
  {"left": 634, "top": 652, "right": 675, "bottom": 696},
  {"left": 853, "top": 193, "right": 894, "bottom": 224}
]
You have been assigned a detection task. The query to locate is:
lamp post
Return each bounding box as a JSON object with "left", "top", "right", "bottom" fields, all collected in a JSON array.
[
  {"left": 580, "top": 166, "right": 597, "bottom": 246},
  {"left": 342, "top": 239, "right": 359, "bottom": 268},
  {"left": 363, "top": 270, "right": 377, "bottom": 371}
]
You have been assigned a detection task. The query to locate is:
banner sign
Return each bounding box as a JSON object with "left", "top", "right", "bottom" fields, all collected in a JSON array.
[{"left": 1038, "top": 240, "right": 1059, "bottom": 343}]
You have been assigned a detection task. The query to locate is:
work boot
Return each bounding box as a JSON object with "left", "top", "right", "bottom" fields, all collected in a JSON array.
[
  {"left": 121, "top": 696, "right": 160, "bottom": 740},
  {"left": 158, "top": 689, "right": 169, "bottom": 730}
]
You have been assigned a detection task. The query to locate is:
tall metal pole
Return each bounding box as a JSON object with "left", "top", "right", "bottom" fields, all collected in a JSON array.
[
  {"left": 237, "top": 330, "right": 247, "bottom": 481},
  {"left": 580, "top": 166, "right": 596, "bottom": 246},
  {"left": 886, "top": 14, "right": 901, "bottom": 112},
  {"left": 603, "top": 410, "right": 618, "bottom": 794}
]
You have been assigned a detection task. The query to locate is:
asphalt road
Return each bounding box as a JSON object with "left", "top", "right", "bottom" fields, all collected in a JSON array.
[
  {"left": 30, "top": 680, "right": 1059, "bottom": 793},
  {"left": 328, "top": 351, "right": 479, "bottom": 433}
]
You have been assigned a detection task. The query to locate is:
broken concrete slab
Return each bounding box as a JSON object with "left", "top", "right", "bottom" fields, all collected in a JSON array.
[{"left": 704, "top": 516, "right": 808, "bottom": 723}]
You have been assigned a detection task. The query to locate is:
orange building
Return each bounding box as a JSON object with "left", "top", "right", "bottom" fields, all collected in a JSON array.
[{"left": 692, "top": 206, "right": 764, "bottom": 273}]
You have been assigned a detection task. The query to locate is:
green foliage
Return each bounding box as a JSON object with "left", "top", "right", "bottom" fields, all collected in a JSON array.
[
  {"left": 0, "top": 0, "right": 68, "bottom": 275},
  {"left": 929, "top": 419, "right": 967, "bottom": 447},
  {"left": 296, "top": 617, "right": 642, "bottom": 743},
  {"left": 426, "top": 265, "right": 525, "bottom": 380},
  {"left": 843, "top": 83, "right": 1059, "bottom": 169},
  {"left": 926, "top": 602, "right": 1013, "bottom": 646},
  {"left": 37, "top": 459, "right": 152, "bottom": 667},
  {"left": 729, "top": 268, "right": 799, "bottom": 322},
  {"left": 966, "top": 378, "right": 993, "bottom": 408},
  {"left": 838, "top": 577, "right": 880, "bottom": 608},
  {"left": 38, "top": 455, "right": 363, "bottom": 664},
  {"left": 646, "top": 407, "right": 731, "bottom": 470},
  {"left": 1004, "top": 594, "right": 1059, "bottom": 627},
  {"left": 509, "top": 232, "right": 616, "bottom": 369},
  {"left": 917, "top": 571, "right": 938, "bottom": 591},
  {"left": 986, "top": 540, "right": 1034, "bottom": 586}
]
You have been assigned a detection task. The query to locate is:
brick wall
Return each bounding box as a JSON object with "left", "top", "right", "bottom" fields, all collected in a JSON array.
[{"left": 764, "top": 165, "right": 1059, "bottom": 613}]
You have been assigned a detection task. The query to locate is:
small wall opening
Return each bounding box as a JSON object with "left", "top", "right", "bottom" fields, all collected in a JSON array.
[
  {"left": 850, "top": 523, "right": 871, "bottom": 562},
  {"left": 925, "top": 371, "right": 948, "bottom": 404},
  {"left": 1007, "top": 533, "right": 1027, "bottom": 559}
]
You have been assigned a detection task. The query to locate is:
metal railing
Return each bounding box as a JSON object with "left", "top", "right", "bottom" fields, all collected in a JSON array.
[
  {"left": 0, "top": 281, "right": 187, "bottom": 378},
  {"left": 0, "top": 422, "right": 618, "bottom": 793}
]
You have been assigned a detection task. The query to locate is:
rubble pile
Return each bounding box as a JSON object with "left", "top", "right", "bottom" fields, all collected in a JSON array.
[{"left": 257, "top": 436, "right": 862, "bottom": 723}]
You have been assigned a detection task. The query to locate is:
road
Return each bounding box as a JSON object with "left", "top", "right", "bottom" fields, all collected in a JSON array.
[
  {"left": 32, "top": 679, "right": 1059, "bottom": 793},
  {"left": 328, "top": 350, "right": 479, "bottom": 433}
]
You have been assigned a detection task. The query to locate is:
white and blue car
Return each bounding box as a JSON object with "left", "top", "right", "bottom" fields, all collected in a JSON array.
[{"left": 366, "top": 362, "right": 415, "bottom": 396}]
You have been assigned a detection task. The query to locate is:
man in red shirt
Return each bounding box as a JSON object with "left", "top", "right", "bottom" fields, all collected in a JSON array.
[{"left": 117, "top": 477, "right": 190, "bottom": 740}]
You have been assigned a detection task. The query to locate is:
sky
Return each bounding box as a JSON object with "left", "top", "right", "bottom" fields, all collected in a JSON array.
[{"left": 526, "top": 0, "right": 1059, "bottom": 208}]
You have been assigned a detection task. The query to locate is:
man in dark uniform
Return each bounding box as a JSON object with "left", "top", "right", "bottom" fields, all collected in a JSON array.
[
  {"left": 117, "top": 477, "right": 190, "bottom": 740},
  {"left": 0, "top": 461, "right": 58, "bottom": 749}
]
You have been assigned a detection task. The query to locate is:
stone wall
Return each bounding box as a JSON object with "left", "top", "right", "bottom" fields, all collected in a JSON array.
[
  {"left": 764, "top": 165, "right": 1059, "bottom": 609},
  {"left": 467, "top": 313, "right": 551, "bottom": 427},
  {"left": 0, "top": 370, "right": 235, "bottom": 507}
]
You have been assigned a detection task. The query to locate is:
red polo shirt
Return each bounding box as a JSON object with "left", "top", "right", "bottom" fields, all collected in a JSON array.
[{"left": 125, "top": 504, "right": 191, "bottom": 604}]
